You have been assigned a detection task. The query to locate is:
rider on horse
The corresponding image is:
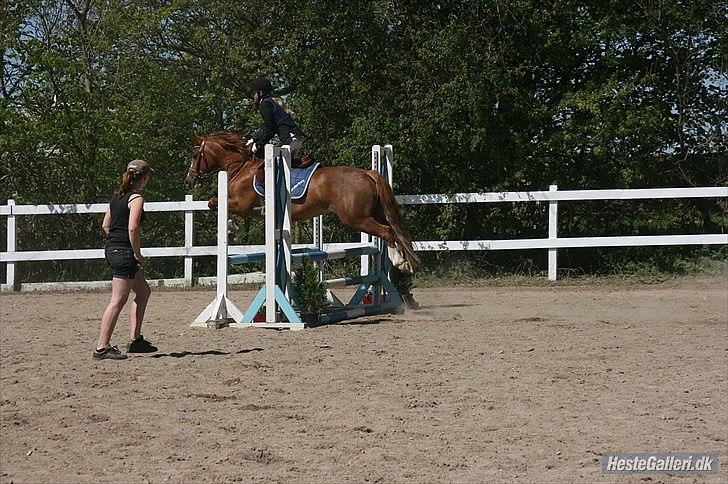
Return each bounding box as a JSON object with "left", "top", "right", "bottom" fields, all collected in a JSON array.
[
  {"left": 246, "top": 77, "right": 308, "bottom": 160},
  {"left": 241, "top": 78, "right": 419, "bottom": 310}
]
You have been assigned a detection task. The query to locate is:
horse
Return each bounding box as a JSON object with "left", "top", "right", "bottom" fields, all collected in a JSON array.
[{"left": 185, "top": 132, "right": 421, "bottom": 273}]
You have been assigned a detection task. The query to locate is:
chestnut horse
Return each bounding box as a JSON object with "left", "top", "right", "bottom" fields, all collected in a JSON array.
[{"left": 185, "top": 132, "right": 420, "bottom": 273}]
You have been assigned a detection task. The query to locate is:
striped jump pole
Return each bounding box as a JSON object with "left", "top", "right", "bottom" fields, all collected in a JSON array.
[{"left": 230, "top": 245, "right": 379, "bottom": 265}]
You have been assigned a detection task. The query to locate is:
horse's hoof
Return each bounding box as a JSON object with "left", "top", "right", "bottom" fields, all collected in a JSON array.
[
  {"left": 395, "top": 261, "right": 413, "bottom": 273},
  {"left": 401, "top": 293, "right": 420, "bottom": 310}
]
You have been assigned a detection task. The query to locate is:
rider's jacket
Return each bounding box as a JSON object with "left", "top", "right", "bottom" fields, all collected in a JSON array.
[{"left": 253, "top": 95, "right": 304, "bottom": 149}]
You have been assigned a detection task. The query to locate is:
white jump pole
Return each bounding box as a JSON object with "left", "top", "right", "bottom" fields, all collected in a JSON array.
[
  {"left": 360, "top": 147, "right": 378, "bottom": 278},
  {"left": 191, "top": 170, "right": 244, "bottom": 328},
  {"left": 281, "top": 145, "right": 293, "bottom": 303},
  {"left": 264, "top": 145, "right": 277, "bottom": 322},
  {"left": 313, "top": 214, "right": 324, "bottom": 282},
  {"left": 371, "top": 145, "right": 383, "bottom": 304}
]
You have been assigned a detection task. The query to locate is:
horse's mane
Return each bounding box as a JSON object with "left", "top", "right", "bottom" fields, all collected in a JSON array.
[{"left": 206, "top": 131, "right": 249, "bottom": 156}]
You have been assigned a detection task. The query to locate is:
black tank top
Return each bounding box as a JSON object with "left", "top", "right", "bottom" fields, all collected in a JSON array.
[{"left": 106, "top": 191, "right": 145, "bottom": 248}]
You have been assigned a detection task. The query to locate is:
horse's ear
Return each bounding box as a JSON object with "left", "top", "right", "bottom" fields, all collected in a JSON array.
[{"left": 190, "top": 134, "right": 202, "bottom": 144}]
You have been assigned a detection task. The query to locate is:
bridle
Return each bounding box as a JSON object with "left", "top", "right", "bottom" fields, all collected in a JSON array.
[{"left": 188, "top": 139, "right": 216, "bottom": 186}]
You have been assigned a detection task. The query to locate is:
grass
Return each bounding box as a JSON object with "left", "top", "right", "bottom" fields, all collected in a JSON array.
[{"left": 410, "top": 254, "right": 727, "bottom": 288}]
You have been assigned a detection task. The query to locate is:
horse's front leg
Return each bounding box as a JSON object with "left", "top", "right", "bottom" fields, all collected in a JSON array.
[
  {"left": 209, "top": 195, "right": 258, "bottom": 217},
  {"left": 227, "top": 198, "right": 265, "bottom": 241},
  {"left": 206, "top": 196, "right": 240, "bottom": 236},
  {"left": 228, "top": 197, "right": 263, "bottom": 219},
  {"left": 208, "top": 196, "right": 218, "bottom": 211}
]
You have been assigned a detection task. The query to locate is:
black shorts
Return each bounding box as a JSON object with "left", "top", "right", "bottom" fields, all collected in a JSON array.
[{"left": 105, "top": 246, "right": 140, "bottom": 279}]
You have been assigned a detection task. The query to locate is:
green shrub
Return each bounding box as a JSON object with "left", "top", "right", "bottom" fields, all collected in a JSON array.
[{"left": 292, "top": 257, "right": 330, "bottom": 323}]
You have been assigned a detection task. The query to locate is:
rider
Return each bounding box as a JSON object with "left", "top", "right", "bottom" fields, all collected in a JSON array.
[{"left": 247, "top": 77, "right": 308, "bottom": 159}]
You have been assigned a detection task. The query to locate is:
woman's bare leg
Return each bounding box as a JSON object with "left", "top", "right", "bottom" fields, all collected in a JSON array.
[
  {"left": 129, "top": 271, "right": 151, "bottom": 341},
  {"left": 97, "top": 277, "right": 133, "bottom": 349}
]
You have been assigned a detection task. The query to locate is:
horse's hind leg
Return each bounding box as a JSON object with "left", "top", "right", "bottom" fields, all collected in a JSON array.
[
  {"left": 350, "top": 216, "right": 395, "bottom": 245},
  {"left": 349, "top": 216, "right": 412, "bottom": 272}
]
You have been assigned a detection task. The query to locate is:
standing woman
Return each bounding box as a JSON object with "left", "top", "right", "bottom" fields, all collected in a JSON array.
[{"left": 94, "top": 159, "right": 157, "bottom": 360}]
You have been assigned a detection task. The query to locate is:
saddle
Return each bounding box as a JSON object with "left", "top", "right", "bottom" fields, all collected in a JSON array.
[{"left": 255, "top": 153, "right": 316, "bottom": 188}]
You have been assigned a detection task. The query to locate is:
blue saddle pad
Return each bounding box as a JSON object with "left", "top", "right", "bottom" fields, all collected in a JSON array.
[{"left": 253, "top": 162, "right": 320, "bottom": 200}]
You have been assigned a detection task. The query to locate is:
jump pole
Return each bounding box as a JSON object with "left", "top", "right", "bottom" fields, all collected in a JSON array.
[{"left": 191, "top": 170, "right": 244, "bottom": 329}]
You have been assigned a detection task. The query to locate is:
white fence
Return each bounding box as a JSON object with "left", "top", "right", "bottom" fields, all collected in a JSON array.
[{"left": 1, "top": 186, "right": 727, "bottom": 291}]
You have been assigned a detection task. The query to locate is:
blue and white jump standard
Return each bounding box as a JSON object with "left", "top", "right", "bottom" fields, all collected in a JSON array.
[
  {"left": 235, "top": 144, "right": 303, "bottom": 329},
  {"left": 311, "top": 144, "right": 403, "bottom": 324},
  {"left": 192, "top": 144, "right": 402, "bottom": 330}
]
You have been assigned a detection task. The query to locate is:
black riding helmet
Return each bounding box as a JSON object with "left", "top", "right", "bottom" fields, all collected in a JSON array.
[{"left": 248, "top": 77, "right": 272, "bottom": 96}]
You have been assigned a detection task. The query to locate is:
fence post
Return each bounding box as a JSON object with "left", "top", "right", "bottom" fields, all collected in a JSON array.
[
  {"left": 548, "top": 185, "right": 558, "bottom": 281},
  {"left": 6, "top": 199, "right": 16, "bottom": 291},
  {"left": 184, "top": 194, "right": 194, "bottom": 286}
]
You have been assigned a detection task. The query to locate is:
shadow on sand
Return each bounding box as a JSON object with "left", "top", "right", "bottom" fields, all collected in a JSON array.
[{"left": 149, "top": 347, "right": 264, "bottom": 358}]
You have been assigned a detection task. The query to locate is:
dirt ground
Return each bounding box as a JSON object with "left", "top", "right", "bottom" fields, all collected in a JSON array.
[{"left": 1, "top": 277, "right": 726, "bottom": 483}]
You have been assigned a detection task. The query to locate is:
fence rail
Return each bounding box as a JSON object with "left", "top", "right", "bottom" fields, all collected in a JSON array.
[
  {"left": 397, "top": 187, "right": 727, "bottom": 204},
  {"left": 2, "top": 186, "right": 727, "bottom": 291}
]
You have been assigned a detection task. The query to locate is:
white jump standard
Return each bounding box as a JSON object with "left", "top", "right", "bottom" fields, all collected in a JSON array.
[{"left": 190, "top": 169, "right": 244, "bottom": 329}]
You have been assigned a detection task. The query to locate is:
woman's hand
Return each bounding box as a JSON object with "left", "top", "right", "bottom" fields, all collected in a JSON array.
[{"left": 134, "top": 252, "right": 145, "bottom": 266}]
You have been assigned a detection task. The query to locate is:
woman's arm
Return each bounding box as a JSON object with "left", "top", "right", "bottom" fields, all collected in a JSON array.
[
  {"left": 128, "top": 196, "right": 145, "bottom": 264},
  {"left": 102, "top": 206, "right": 111, "bottom": 235}
]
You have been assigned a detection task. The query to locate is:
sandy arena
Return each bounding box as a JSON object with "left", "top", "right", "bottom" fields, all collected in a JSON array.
[{"left": 1, "top": 277, "right": 726, "bottom": 482}]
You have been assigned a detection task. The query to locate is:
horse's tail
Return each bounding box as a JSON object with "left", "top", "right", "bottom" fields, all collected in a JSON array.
[{"left": 373, "top": 174, "right": 421, "bottom": 273}]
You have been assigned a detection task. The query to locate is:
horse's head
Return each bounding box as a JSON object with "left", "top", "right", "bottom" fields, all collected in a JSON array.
[
  {"left": 186, "top": 133, "right": 258, "bottom": 188},
  {"left": 186, "top": 135, "right": 217, "bottom": 188}
]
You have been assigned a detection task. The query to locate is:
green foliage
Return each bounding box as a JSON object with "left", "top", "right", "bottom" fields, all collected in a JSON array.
[
  {"left": 292, "top": 257, "right": 329, "bottom": 323},
  {"left": 1, "top": 0, "right": 725, "bottom": 283}
]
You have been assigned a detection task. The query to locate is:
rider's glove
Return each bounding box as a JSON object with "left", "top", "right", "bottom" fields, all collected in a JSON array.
[{"left": 247, "top": 139, "right": 258, "bottom": 153}]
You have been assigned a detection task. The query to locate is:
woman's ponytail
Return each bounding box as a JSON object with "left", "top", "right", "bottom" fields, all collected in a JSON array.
[
  {"left": 274, "top": 97, "right": 294, "bottom": 116},
  {"left": 115, "top": 170, "right": 145, "bottom": 197}
]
